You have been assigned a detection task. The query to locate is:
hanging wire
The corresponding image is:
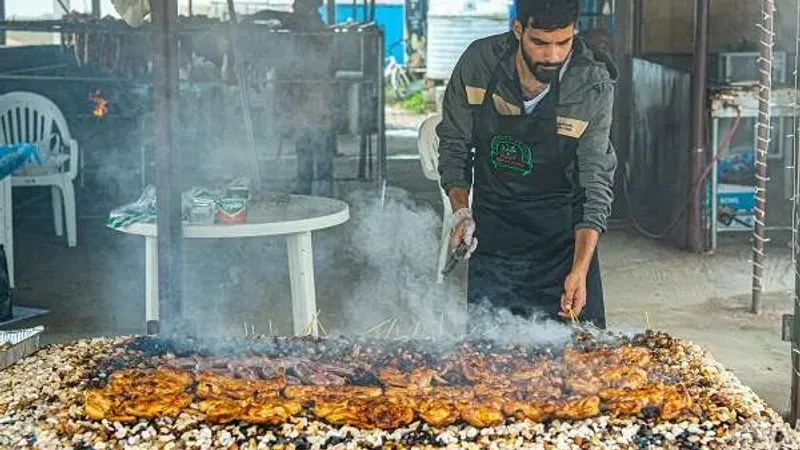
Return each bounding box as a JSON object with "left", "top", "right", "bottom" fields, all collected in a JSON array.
[{"left": 750, "top": 0, "right": 776, "bottom": 314}]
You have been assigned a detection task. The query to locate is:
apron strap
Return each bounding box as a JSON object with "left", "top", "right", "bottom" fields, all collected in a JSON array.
[{"left": 472, "top": 44, "right": 516, "bottom": 145}]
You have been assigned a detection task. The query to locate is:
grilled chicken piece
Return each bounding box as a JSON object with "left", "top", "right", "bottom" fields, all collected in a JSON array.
[
  {"left": 552, "top": 396, "right": 600, "bottom": 420},
  {"left": 106, "top": 368, "right": 193, "bottom": 396},
  {"left": 566, "top": 375, "right": 604, "bottom": 396},
  {"left": 283, "top": 385, "right": 382, "bottom": 402},
  {"left": 367, "top": 400, "right": 415, "bottom": 429},
  {"left": 459, "top": 400, "right": 505, "bottom": 428},
  {"left": 198, "top": 399, "right": 247, "bottom": 424},
  {"left": 123, "top": 394, "right": 193, "bottom": 419},
  {"left": 376, "top": 367, "right": 435, "bottom": 388},
  {"left": 502, "top": 398, "right": 556, "bottom": 422},
  {"left": 619, "top": 346, "right": 652, "bottom": 366},
  {"left": 508, "top": 361, "right": 551, "bottom": 383},
  {"left": 241, "top": 400, "right": 303, "bottom": 425},
  {"left": 313, "top": 398, "right": 413, "bottom": 429},
  {"left": 195, "top": 372, "right": 285, "bottom": 400},
  {"left": 599, "top": 366, "right": 649, "bottom": 390},
  {"left": 84, "top": 390, "right": 135, "bottom": 422},
  {"left": 417, "top": 398, "right": 460, "bottom": 427}
]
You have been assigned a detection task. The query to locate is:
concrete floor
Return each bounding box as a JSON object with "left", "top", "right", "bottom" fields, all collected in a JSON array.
[{"left": 1, "top": 113, "right": 797, "bottom": 419}]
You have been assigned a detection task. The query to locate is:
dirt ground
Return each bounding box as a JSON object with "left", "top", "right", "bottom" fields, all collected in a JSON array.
[{"left": 1, "top": 108, "right": 796, "bottom": 419}]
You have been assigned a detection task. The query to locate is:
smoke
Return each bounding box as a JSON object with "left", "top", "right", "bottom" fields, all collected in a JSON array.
[{"left": 329, "top": 186, "right": 609, "bottom": 350}]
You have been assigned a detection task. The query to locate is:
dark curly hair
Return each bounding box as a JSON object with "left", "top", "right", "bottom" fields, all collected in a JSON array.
[{"left": 515, "top": 0, "right": 580, "bottom": 31}]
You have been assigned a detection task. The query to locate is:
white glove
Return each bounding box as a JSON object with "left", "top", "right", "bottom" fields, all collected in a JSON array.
[{"left": 450, "top": 207, "right": 478, "bottom": 259}]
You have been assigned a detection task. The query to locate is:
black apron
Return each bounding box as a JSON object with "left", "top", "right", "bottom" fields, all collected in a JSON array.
[{"left": 467, "top": 54, "right": 606, "bottom": 329}]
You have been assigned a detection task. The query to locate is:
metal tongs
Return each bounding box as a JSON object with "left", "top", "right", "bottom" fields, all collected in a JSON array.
[{"left": 441, "top": 241, "right": 469, "bottom": 276}]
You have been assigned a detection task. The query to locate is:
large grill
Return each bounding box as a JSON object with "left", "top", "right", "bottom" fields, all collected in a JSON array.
[{"left": 0, "top": 331, "right": 797, "bottom": 449}]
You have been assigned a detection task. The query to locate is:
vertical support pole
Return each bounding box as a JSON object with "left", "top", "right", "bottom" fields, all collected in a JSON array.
[
  {"left": 0, "top": 0, "right": 5, "bottom": 46},
  {"left": 790, "top": 0, "right": 800, "bottom": 428},
  {"left": 152, "top": 0, "right": 183, "bottom": 335},
  {"left": 327, "top": 0, "right": 336, "bottom": 25},
  {"left": 792, "top": 106, "right": 800, "bottom": 427},
  {"left": 376, "top": 28, "right": 387, "bottom": 185},
  {"left": 92, "top": 0, "right": 100, "bottom": 18},
  {"left": 710, "top": 118, "right": 720, "bottom": 250},
  {"left": 632, "top": 0, "right": 643, "bottom": 56},
  {"left": 611, "top": 0, "right": 633, "bottom": 219},
  {"left": 689, "top": 0, "right": 710, "bottom": 252},
  {"left": 751, "top": 0, "right": 774, "bottom": 314}
]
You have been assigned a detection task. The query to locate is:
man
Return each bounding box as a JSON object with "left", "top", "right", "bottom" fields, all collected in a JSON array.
[{"left": 438, "top": 0, "right": 617, "bottom": 328}]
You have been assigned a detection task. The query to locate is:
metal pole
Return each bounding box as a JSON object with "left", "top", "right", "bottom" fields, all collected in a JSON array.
[
  {"left": 611, "top": 0, "right": 633, "bottom": 218},
  {"left": 225, "top": 0, "right": 261, "bottom": 190},
  {"left": 632, "top": 0, "right": 643, "bottom": 56},
  {"left": 751, "top": 0, "right": 774, "bottom": 314},
  {"left": 790, "top": 0, "right": 800, "bottom": 427},
  {"left": 377, "top": 28, "right": 387, "bottom": 184},
  {"left": 688, "top": 0, "right": 710, "bottom": 252},
  {"left": 92, "top": 0, "right": 100, "bottom": 18},
  {"left": 0, "top": 0, "right": 5, "bottom": 46},
  {"left": 151, "top": 0, "right": 183, "bottom": 335},
  {"left": 327, "top": 0, "right": 336, "bottom": 25}
]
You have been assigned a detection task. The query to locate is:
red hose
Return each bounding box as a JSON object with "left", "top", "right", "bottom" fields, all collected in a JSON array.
[{"left": 625, "top": 111, "right": 743, "bottom": 240}]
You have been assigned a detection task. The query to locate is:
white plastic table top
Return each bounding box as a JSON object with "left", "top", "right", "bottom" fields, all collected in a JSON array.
[
  {"left": 111, "top": 195, "right": 350, "bottom": 336},
  {"left": 116, "top": 195, "right": 350, "bottom": 238}
]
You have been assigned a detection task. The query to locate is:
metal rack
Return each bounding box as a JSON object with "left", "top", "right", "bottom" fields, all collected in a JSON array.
[{"left": 707, "top": 87, "right": 798, "bottom": 249}]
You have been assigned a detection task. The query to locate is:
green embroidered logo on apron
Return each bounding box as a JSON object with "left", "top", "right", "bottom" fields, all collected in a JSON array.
[{"left": 489, "top": 135, "right": 533, "bottom": 177}]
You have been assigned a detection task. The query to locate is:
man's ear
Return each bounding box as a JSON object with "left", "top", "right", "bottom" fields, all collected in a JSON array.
[{"left": 512, "top": 19, "right": 523, "bottom": 41}]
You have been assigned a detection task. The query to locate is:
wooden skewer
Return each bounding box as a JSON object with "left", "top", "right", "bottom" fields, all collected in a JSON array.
[
  {"left": 301, "top": 310, "right": 322, "bottom": 336},
  {"left": 645, "top": 312, "right": 651, "bottom": 330},
  {"left": 363, "top": 318, "right": 392, "bottom": 335},
  {"left": 384, "top": 318, "right": 398, "bottom": 338},
  {"left": 268, "top": 320, "right": 273, "bottom": 336},
  {"left": 412, "top": 321, "right": 421, "bottom": 337}
]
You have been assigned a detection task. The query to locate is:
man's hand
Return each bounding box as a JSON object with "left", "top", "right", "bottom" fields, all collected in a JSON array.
[
  {"left": 559, "top": 271, "right": 587, "bottom": 319},
  {"left": 559, "top": 228, "right": 599, "bottom": 320},
  {"left": 450, "top": 208, "right": 478, "bottom": 258}
]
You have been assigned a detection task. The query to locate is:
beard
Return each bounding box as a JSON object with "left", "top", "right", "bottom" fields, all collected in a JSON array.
[{"left": 521, "top": 50, "right": 562, "bottom": 83}]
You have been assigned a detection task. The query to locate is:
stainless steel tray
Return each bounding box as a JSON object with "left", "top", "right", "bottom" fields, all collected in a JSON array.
[{"left": 0, "top": 326, "right": 44, "bottom": 371}]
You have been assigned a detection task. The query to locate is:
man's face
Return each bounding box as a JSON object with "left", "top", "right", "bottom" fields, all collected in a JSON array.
[{"left": 512, "top": 20, "right": 575, "bottom": 83}]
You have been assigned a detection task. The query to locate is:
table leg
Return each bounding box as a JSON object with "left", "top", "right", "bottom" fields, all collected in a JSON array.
[
  {"left": 286, "top": 231, "right": 317, "bottom": 336},
  {"left": 145, "top": 236, "right": 159, "bottom": 333},
  {"left": 2, "top": 179, "right": 13, "bottom": 289}
]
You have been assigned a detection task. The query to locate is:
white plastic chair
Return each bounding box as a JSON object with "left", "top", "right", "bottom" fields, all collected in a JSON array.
[
  {"left": 418, "top": 114, "right": 472, "bottom": 283},
  {"left": 0, "top": 92, "right": 79, "bottom": 248}
]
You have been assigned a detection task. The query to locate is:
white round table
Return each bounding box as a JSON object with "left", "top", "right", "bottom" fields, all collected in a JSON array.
[{"left": 113, "top": 195, "right": 350, "bottom": 336}]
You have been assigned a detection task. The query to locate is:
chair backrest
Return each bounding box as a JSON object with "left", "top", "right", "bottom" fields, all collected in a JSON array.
[
  {"left": 418, "top": 113, "right": 442, "bottom": 181},
  {"left": 0, "top": 92, "right": 73, "bottom": 146}
]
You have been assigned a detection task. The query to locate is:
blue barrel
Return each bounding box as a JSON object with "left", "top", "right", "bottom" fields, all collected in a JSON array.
[{"left": 322, "top": 4, "right": 406, "bottom": 65}]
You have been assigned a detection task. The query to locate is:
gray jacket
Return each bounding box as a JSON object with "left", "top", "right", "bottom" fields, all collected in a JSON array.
[{"left": 437, "top": 32, "right": 618, "bottom": 233}]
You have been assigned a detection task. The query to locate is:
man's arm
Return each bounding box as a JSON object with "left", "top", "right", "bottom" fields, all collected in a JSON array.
[
  {"left": 437, "top": 55, "right": 475, "bottom": 213},
  {"left": 574, "top": 83, "right": 616, "bottom": 255},
  {"left": 560, "top": 83, "right": 617, "bottom": 318}
]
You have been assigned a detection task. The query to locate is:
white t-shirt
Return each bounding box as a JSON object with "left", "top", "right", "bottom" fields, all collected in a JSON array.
[{"left": 522, "top": 52, "right": 572, "bottom": 115}]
